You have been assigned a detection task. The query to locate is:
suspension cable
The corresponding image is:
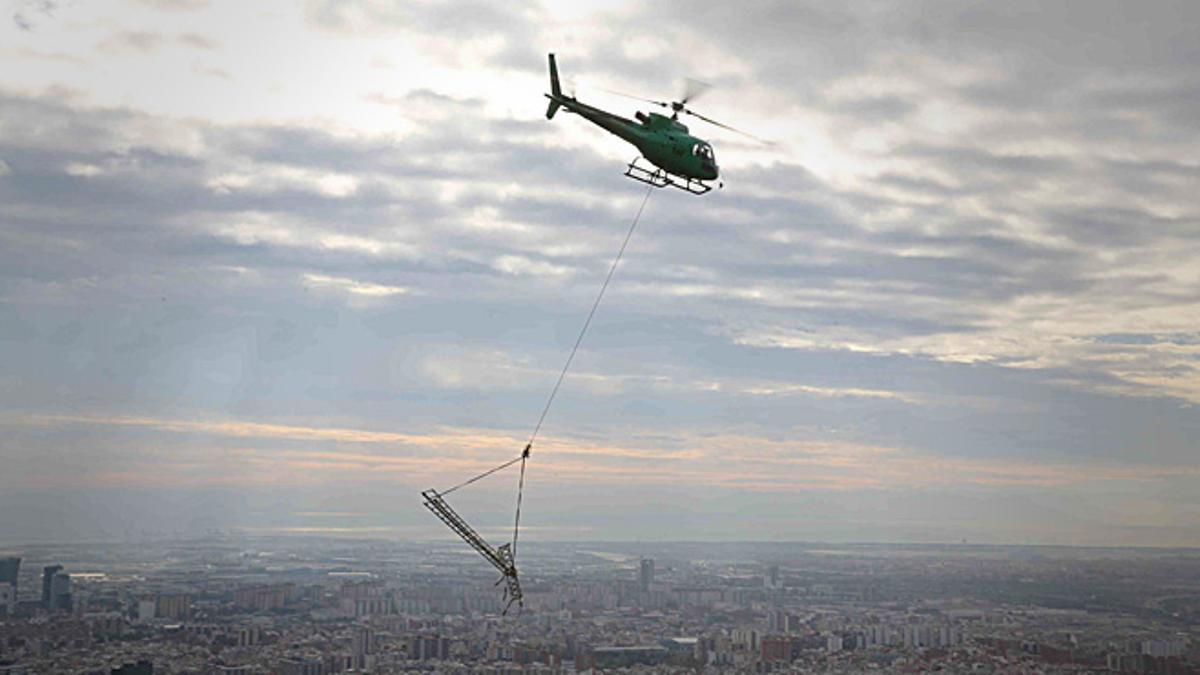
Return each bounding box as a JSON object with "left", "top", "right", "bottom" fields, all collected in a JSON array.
[
  {"left": 435, "top": 184, "right": 654, "bottom": 570},
  {"left": 511, "top": 447, "right": 528, "bottom": 557},
  {"left": 526, "top": 183, "right": 654, "bottom": 448},
  {"left": 508, "top": 184, "right": 653, "bottom": 559},
  {"left": 439, "top": 452, "right": 526, "bottom": 496}
]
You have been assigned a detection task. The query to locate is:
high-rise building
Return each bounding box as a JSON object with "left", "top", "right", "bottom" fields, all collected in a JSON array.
[
  {"left": 768, "top": 609, "right": 803, "bottom": 633},
  {"left": 0, "top": 584, "right": 15, "bottom": 617},
  {"left": 352, "top": 625, "right": 376, "bottom": 669},
  {"left": 761, "top": 636, "right": 797, "bottom": 663},
  {"left": 237, "top": 626, "right": 262, "bottom": 647},
  {"left": 0, "top": 557, "right": 19, "bottom": 588},
  {"left": 154, "top": 593, "right": 191, "bottom": 620},
  {"left": 865, "top": 625, "right": 893, "bottom": 648},
  {"left": 136, "top": 599, "right": 156, "bottom": 622},
  {"left": 638, "top": 558, "right": 655, "bottom": 592},
  {"left": 732, "top": 628, "right": 760, "bottom": 652},
  {"left": 38, "top": 566, "right": 73, "bottom": 612},
  {"left": 0, "top": 557, "right": 18, "bottom": 616},
  {"left": 412, "top": 635, "right": 451, "bottom": 661},
  {"left": 826, "top": 634, "right": 844, "bottom": 653},
  {"left": 765, "top": 564, "right": 780, "bottom": 589},
  {"left": 50, "top": 571, "right": 72, "bottom": 611},
  {"left": 42, "top": 565, "right": 62, "bottom": 609}
]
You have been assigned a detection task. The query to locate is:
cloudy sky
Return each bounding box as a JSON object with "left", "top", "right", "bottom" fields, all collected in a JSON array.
[{"left": 1, "top": 0, "right": 1198, "bottom": 546}]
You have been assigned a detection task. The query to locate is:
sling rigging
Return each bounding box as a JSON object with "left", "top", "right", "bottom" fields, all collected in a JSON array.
[{"left": 421, "top": 185, "right": 654, "bottom": 614}]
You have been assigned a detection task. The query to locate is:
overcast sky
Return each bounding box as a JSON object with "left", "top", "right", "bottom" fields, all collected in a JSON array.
[{"left": 1, "top": 0, "right": 1198, "bottom": 546}]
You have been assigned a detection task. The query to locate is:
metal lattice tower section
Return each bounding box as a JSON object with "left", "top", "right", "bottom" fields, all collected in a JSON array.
[{"left": 422, "top": 490, "right": 523, "bottom": 613}]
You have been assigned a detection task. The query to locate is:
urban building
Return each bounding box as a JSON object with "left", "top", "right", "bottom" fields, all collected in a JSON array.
[
  {"left": 0, "top": 538, "right": 1194, "bottom": 674},
  {"left": 277, "top": 658, "right": 324, "bottom": 675},
  {"left": 41, "top": 564, "right": 62, "bottom": 609},
  {"left": 40, "top": 567, "right": 71, "bottom": 612},
  {"left": 154, "top": 593, "right": 191, "bottom": 620},
  {"left": 412, "top": 634, "right": 451, "bottom": 661},
  {"left": 110, "top": 661, "right": 153, "bottom": 675},
  {"left": 352, "top": 625, "right": 376, "bottom": 670},
  {"left": 639, "top": 558, "right": 655, "bottom": 592},
  {"left": 587, "top": 646, "right": 668, "bottom": 669},
  {"left": 0, "top": 556, "right": 17, "bottom": 616},
  {"left": 765, "top": 564, "right": 780, "bottom": 589},
  {"left": 0, "top": 584, "right": 14, "bottom": 616},
  {"left": 0, "top": 557, "right": 19, "bottom": 589},
  {"left": 237, "top": 626, "right": 262, "bottom": 647}
]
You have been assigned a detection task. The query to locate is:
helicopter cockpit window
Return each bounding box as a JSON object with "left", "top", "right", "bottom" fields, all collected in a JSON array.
[{"left": 694, "top": 143, "right": 714, "bottom": 159}]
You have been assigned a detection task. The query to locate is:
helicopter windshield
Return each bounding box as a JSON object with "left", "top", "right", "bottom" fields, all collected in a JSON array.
[{"left": 693, "top": 142, "right": 714, "bottom": 160}]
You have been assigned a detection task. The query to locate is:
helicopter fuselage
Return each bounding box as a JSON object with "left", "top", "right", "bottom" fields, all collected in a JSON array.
[{"left": 545, "top": 89, "right": 719, "bottom": 183}]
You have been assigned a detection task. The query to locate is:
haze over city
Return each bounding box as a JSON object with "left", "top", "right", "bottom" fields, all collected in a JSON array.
[{"left": 2, "top": 0, "right": 1199, "bottom": 551}]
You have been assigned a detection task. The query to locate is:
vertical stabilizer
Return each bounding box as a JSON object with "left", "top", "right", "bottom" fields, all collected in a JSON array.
[{"left": 546, "top": 53, "right": 563, "bottom": 119}]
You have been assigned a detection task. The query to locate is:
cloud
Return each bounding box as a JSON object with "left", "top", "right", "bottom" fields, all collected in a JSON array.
[
  {"left": 305, "top": 0, "right": 544, "bottom": 69},
  {"left": 98, "top": 31, "right": 164, "bottom": 54},
  {"left": 94, "top": 30, "right": 219, "bottom": 54},
  {"left": 492, "top": 254, "right": 576, "bottom": 278},
  {"left": 193, "top": 66, "right": 230, "bottom": 80},
  {"left": 178, "top": 32, "right": 217, "bottom": 50},
  {"left": 0, "top": 83, "right": 1196, "bottom": 464},
  {"left": 12, "top": 0, "right": 61, "bottom": 32},
  {"left": 302, "top": 273, "right": 408, "bottom": 299},
  {"left": 5, "top": 411, "right": 1190, "bottom": 496},
  {"left": 1, "top": 1, "right": 1199, "bottom": 544},
  {"left": 64, "top": 161, "right": 103, "bottom": 177},
  {"left": 133, "top": 0, "right": 209, "bottom": 10}
]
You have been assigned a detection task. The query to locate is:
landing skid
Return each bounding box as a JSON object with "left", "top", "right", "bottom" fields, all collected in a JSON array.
[{"left": 624, "top": 157, "right": 715, "bottom": 195}]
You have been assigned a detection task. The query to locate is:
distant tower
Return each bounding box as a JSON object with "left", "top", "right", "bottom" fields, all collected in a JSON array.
[
  {"left": 0, "top": 557, "right": 18, "bottom": 588},
  {"left": 0, "top": 557, "right": 18, "bottom": 596},
  {"left": 639, "top": 558, "right": 655, "bottom": 592},
  {"left": 50, "top": 571, "right": 72, "bottom": 611},
  {"left": 0, "top": 557, "right": 17, "bottom": 616},
  {"left": 765, "top": 564, "right": 780, "bottom": 589},
  {"left": 42, "top": 565, "right": 62, "bottom": 609}
]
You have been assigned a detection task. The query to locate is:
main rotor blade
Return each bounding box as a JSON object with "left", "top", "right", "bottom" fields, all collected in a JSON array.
[
  {"left": 596, "top": 86, "right": 669, "bottom": 108},
  {"left": 680, "top": 78, "right": 712, "bottom": 105},
  {"left": 683, "top": 108, "right": 776, "bottom": 146}
]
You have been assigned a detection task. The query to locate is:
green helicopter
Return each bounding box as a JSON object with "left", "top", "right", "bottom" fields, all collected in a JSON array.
[{"left": 544, "top": 53, "right": 765, "bottom": 195}]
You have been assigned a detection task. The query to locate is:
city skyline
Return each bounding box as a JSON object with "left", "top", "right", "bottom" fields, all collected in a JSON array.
[
  {"left": 0, "top": 536, "right": 1196, "bottom": 672},
  {"left": 2, "top": 1, "right": 1199, "bottom": 546}
]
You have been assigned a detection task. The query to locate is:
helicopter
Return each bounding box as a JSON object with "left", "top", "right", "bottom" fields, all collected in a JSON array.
[{"left": 544, "top": 53, "right": 764, "bottom": 195}]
